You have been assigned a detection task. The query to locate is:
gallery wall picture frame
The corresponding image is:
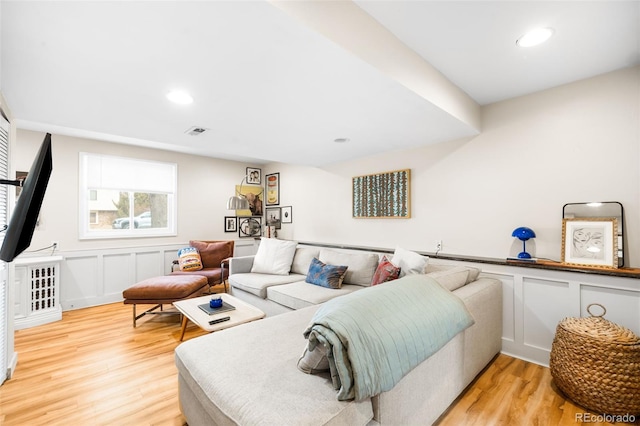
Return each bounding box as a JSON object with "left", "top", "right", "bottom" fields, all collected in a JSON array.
[
  {"left": 265, "top": 172, "right": 280, "bottom": 206},
  {"left": 224, "top": 216, "right": 237, "bottom": 233},
  {"left": 265, "top": 207, "right": 282, "bottom": 229},
  {"left": 352, "top": 169, "right": 410, "bottom": 218},
  {"left": 561, "top": 217, "right": 618, "bottom": 269},
  {"left": 281, "top": 206, "right": 292, "bottom": 224},
  {"left": 238, "top": 216, "right": 262, "bottom": 238},
  {"left": 235, "top": 184, "right": 264, "bottom": 217},
  {"left": 246, "top": 167, "right": 262, "bottom": 185}
]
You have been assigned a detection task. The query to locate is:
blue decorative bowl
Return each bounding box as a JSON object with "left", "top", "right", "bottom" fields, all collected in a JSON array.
[{"left": 210, "top": 297, "right": 223, "bottom": 308}]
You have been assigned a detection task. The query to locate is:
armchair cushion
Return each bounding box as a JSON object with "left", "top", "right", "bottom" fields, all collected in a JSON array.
[{"left": 190, "top": 240, "right": 234, "bottom": 269}]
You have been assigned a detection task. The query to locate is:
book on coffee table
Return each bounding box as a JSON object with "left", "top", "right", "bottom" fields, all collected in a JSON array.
[{"left": 198, "top": 301, "right": 236, "bottom": 315}]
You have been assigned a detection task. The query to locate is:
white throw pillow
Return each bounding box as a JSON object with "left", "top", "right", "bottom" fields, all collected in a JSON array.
[
  {"left": 392, "top": 246, "right": 428, "bottom": 277},
  {"left": 251, "top": 238, "right": 298, "bottom": 275}
]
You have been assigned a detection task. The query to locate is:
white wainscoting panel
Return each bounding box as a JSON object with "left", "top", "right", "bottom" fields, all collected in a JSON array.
[
  {"left": 103, "top": 253, "right": 133, "bottom": 297},
  {"left": 62, "top": 256, "right": 100, "bottom": 310},
  {"left": 522, "top": 277, "right": 571, "bottom": 351}
]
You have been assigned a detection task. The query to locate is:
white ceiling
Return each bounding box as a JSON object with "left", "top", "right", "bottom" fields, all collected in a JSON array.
[{"left": 2, "top": 1, "right": 639, "bottom": 167}]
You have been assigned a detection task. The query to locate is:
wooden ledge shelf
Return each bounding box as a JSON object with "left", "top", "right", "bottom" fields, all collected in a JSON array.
[{"left": 296, "top": 241, "right": 640, "bottom": 279}]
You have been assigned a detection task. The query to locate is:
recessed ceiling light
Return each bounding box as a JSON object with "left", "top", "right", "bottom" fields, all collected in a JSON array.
[
  {"left": 166, "top": 90, "right": 193, "bottom": 105},
  {"left": 334, "top": 138, "right": 350, "bottom": 143},
  {"left": 516, "top": 27, "right": 554, "bottom": 47}
]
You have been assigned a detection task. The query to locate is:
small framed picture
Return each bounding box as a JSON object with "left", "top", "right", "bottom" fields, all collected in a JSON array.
[
  {"left": 561, "top": 218, "right": 618, "bottom": 269},
  {"left": 239, "top": 216, "right": 262, "bottom": 238},
  {"left": 281, "top": 206, "right": 292, "bottom": 224},
  {"left": 246, "top": 167, "right": 262, "bottom": 185},
  {"left": 265, "top": 207, "right": 281, "bottom": 229},
  {"left": 224, "top": 216, "right": 237, "bottom": 233},
  {"left": 265, "top": 172, "right": 280, "bottom": 206}
]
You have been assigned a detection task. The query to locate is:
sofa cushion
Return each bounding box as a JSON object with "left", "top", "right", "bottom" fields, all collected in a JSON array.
[
  {"left": 306, "top": 257, "right": 348, "bottom": 289},
  {"left": 290, "top": 246, "right": 320, "bottom": 275},
  {"left": 392, "top": 246, "right": 428, "bottom": 277},
  {"left": 426, "top": 264, "right": 481, "bottom": 285},
  {"left": 371, "top": 256, "right": 401, "bottom": 285},
  {"left": 229, "top": 273, "right": 306, "bottom": 298},
  {"left": 251, "top": 238, "right": 298, "bottom": 275},
  {"left": 267, "top": 282, "right": 362, "bottom": 310},
  {"left": 177, "top": 246, "right": 203, "bottom": 271},
  {"left": 428, "top": 267, "right": 470, "bottom": 292},
  {"left": 319, "top": 249, "right": 379, "bottom": 286}
]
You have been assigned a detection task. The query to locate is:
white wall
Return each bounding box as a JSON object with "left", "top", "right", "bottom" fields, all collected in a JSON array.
[
  {"left": 272, "top": 67, "right": 640, "bottom": 267},
  {"left": 13, "top": 130, "right": 257, "bottom": 253}
]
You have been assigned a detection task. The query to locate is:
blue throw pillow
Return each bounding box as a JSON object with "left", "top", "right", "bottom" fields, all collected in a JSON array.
[{"left": 306, "top": 257, "right": 348, "bottom": 289}]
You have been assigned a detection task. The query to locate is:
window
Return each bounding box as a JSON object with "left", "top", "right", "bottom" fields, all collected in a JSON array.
[{"left": 79, "top": 153, "right": 177, "bottom": 239}]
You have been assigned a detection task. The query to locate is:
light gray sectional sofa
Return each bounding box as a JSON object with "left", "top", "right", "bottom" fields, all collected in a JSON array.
[{"left": 175, "top": 241, "right": 503, "bottom": 425}]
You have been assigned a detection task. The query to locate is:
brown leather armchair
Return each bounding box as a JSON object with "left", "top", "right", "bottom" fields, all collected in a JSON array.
[{"left": 171, "top": 240, "right": 234, "bottom": 293}]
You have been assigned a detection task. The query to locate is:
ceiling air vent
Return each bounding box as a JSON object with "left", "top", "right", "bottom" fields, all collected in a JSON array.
[{"left": 185, "top": 126, "right": 209, "bottom": 136}]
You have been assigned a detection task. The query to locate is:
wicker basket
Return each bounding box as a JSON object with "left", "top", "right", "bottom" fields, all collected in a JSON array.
[{"left": 550, "top": 303, "right": 640, "bottom": 415}]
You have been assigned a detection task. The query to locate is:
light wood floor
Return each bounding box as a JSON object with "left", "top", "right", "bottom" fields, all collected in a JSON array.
[{"left": 0, "top": 302, "right": 637, "bottom": 426}]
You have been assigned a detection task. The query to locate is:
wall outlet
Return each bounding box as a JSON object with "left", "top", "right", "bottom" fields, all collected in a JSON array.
[{"left": 435, "top": 240, "right": 442, "bottom": 252}]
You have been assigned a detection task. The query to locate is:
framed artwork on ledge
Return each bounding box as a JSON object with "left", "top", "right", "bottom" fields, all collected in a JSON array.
[
  {"left": 224, "top": 216, "right": 237, "bottom": 233},
  {"left": 352, "top": 169, "right": 410, "bottom": 218},
  {"left": 281, "top": 206, "right": 292, "bottom": 224},
  {"left": 246, "top": 167, "right": 261, "bottom": 185},
  {"left": 265, "top": 172, "right": 280, "bottom": 206},
  {"left": 561, "top": 218, "right": 618, "bottom": 269}
]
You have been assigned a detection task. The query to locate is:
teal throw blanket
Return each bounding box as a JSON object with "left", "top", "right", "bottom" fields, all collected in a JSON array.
[{"left": 303, "top": 274, "right": 475, "bottom": 401}]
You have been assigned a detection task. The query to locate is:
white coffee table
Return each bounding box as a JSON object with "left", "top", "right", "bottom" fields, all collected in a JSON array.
[{"left": 173, "top": 293, "right": 265, "bottom": 341}]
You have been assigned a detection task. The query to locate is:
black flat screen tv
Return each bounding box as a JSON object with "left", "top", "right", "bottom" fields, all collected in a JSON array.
[{"left": 0, "top": 133, "right": 53, "bottom": 262}]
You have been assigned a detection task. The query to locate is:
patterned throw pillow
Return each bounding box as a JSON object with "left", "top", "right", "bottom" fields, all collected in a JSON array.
[
  {"left": 177, "top": 247, "right": 203, "bottom": 271},
  {"left": 305, "top": 257, "right": 348, "bottom": 289},
  {"left": 371, "top": 255, "right": 401, "bottom": 285}
]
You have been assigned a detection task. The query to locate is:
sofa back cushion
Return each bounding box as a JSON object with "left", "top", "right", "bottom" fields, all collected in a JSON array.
[
  {"left": 426, "top": 265, "right": 482, "bottom": 291},
  {"left": 291, "top": 247, "right": 320, "bottom": 275},
  {"left": 251, "top": 238, "right": 298, "bottom": 275},
  {"left": 319, "top": 249, "right": 379, "bottom": 286},
  {"left": 190, "top": 240, "right": 234, "bottom": 269}
]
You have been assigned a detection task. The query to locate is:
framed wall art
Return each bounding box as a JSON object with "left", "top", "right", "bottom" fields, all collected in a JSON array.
[
  {"left": 224, "top": 216, "right": 237, "bottom": 233},
  {"left": 561, "top": 217, "right": 618, "bottom": 269},
  {"left": 352, "top": 169, "right": 410, "bottom": 218},
  {"left": 265, "top": 172, "right": 280, "bottom": 206},
  {"left": 239, "top": 216, "right": 262, "bottom": 238},
  {"left": 281, "top": 206, "right": 292, "bottom": 224},
  {"left": 265, "top": 207, "right": 281, "bottom": 229},
  {"left": 235, "top": 184, "right": 263, "bottom": 217},
  {"left": 246, "top": 167, "right": 261, "bottom": 185}
]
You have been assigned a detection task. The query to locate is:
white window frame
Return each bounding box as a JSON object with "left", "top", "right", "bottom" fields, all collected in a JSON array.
[{"left": 79, "top": 153, "right": 177, "bottom": 239}]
